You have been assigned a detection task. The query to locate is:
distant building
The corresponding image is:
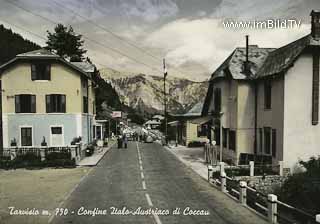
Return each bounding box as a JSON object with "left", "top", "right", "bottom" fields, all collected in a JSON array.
[
  {"left": 170, "top": 102, "right": 209, "bottom": 146},
  {"left": 0, "top": 49, "right": 96, "bottom": 147},
  {"left": 202, "top": 11, "right": 320, "bottom": 171},
  {"left": 144, "top": 120, "right": 161, "bottom": 130},
  {"left": 152, "top": 114, "right": 165, "bottom": 122}
]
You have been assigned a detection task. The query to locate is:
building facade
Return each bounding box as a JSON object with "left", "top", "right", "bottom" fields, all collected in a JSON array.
[
  {"left": 0, "top": 49, "right": 96, "bottom": 148},
  {"left": 202, "top": 11, "right": 320, "bottom": 171}
]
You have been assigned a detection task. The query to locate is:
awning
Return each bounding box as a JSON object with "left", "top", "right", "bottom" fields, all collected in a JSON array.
[
  {"left": 168, "top": 121, "right": 179, "bottom": 126},
  {"left": 189, "top": 116, "right": 212, "bottom": 125}
]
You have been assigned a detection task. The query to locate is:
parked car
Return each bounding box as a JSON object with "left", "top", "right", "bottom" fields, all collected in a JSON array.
[{"left": 145, "top": 135, "right": 154, "bottom": 143}]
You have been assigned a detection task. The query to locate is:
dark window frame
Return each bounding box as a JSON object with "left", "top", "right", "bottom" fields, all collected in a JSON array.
[
  {"left": 214, "top": 88, "right": 221, "bottom": 112},
  {"left": 229, "top": 130, "right": 236, "bottom": 151},
  {"left": 46, "top": 94, "right": 66, "bottom": 113},
  {"left": 222, "top": 128, "right": 228, "bottom": 148},
  {"left": 21, "top": 127, "right": 33, "bottom": 146},
  {"left": 272, "top": 129, "right": 277, "bottom": 157},
  {"left": 264, "top": 127, "right": 271, "bottom": 155},
  {"left": 264, "top": 82, "right": 272, "bottom": 109},
  {"left": 15, "top": 94, "right": 36, "bottom": 113},
  {"left": 83, "top": 96, "right": 88, "bottom": 113},
  {"left": 31, "top": 63, "right": 51, "bottom": 81}
]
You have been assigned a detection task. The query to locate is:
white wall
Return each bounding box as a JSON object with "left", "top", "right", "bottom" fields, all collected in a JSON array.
[{"left": 283, "top": 53, "right": 320, "bottom": 169}]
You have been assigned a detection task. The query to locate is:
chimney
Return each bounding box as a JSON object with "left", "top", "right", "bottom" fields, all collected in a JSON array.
[
  {"left": 311, "top": 10, "right": 320, "bottom": 39},
  {"left": 244, "top": 35, "right": 250, "bottom": 75}
]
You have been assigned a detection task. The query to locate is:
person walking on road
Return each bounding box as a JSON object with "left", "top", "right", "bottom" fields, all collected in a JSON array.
[
  {"left": 117, "top": 135, "right": 122, "bottom": 149},
  {"left": 123, "top": 134, "right": 128, "bottom": 148}
]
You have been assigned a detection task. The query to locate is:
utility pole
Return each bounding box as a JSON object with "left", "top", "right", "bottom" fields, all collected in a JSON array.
[{"left": 163, "top": 58, "right": 168, "bottom": 145}]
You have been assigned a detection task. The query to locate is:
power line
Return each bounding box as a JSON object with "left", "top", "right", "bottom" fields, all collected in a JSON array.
[
  {"left": 50, "top": 0, "right": 187, "bottom": 76},
  {"left": 3, "top": 0, "right": 162, "bottom": 73}
]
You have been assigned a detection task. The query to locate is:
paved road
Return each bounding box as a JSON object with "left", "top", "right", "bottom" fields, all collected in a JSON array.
[{"left": 51, "top": 141, "right": 268, "bottom": 224}]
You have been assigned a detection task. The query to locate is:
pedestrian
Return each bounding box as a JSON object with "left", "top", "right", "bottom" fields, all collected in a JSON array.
[
  {"left": 117, "top": 135, "right": 122, "bottom": 149},
  {"left": 123, "top": 134, "right": 128, "bottom": 148}
]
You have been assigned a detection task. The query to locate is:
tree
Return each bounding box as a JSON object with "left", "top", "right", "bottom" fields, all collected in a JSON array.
[{"left": 46, "top": 24, "right": 86, "bottom": 61}]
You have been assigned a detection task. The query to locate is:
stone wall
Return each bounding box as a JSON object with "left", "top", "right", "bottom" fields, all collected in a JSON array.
[{"left": 234, "top": 175, "right": 288, "bottom": 194}]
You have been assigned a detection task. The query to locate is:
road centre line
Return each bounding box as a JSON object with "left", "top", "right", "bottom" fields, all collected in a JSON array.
[{"left": 145, "top": 193, "right": 153, "bottom": 206}]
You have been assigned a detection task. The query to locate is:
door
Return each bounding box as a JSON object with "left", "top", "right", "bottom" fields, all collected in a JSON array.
[
  {"left": 96, "top": 125, "right": 102, "bottom": 140},
  {"left": 51, "top": 126, "right": 64, "bottom": 146}
]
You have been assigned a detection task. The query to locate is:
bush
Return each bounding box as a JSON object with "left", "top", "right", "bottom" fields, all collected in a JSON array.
[{"left": 188, "top": 141, "right": 205, "bottom": 148}]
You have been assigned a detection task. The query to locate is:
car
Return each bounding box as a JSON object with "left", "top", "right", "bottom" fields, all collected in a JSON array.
[{"left": 145, "top": 135, "right": 154, "bottom": 143}]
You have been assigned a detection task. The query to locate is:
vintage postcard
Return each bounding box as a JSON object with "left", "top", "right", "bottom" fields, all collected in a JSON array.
[{"left": 0, "top": 0, "right": 320, "bottom": 223}]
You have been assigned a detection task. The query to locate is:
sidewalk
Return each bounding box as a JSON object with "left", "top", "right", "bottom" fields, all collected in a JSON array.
[
  {"left": 77, "top": 142, "right": 115, "bottom": 166},
  {"left": 165, "top": 144, "right": 218, "bottom": 180}
]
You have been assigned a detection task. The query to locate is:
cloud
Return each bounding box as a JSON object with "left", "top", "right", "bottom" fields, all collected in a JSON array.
[
  {"left": 145, "top": 17, "right": 310, "bottom": 75},
  {"left": 119, "top": 0, "right": 179, "bottom": 23}
]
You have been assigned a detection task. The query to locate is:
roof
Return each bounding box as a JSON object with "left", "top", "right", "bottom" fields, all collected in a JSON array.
[
  {"left": 189, "top": 116, "right": 212, "bottom": 125},
  {"left": 211, "top": 46, "right": 275, "bottom": 81},
  {"left": 0, "top": 49, "right": 93, "bottom": 79},
  {"left": 17, "top": 49, "right": 59, "bottom": 58},
  {"left": 71, "top": 62, "right": 95, "bottom": 73},
  {"left": 152, "top": 115, "right": 165, "bottom": 120},
  {"left": 257, "top": 34, "right": 320, "bottom": 78},
  {"left": 144, "top": 120, "right": 161, "bottom": 125},
  {"left": 184, "top": 102, "right": 203, "bottom": 116}
]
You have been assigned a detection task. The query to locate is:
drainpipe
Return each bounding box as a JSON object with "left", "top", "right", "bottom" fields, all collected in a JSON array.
[
  {"left": 254, "top": 81, "right": 258, "bottom": 154},
  {"left": 87, "top": 80, "right": 90, "bottom": 144}
]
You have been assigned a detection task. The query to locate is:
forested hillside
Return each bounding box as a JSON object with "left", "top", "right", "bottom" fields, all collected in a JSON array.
[{"left": 0, "top": 24, "right": 40, "bottom": 65}]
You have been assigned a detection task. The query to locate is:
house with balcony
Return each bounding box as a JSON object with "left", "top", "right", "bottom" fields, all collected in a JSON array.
[
  {"left": 202, "top": 10, "right": 320, "bottom": 172},
  {"left": 0, "top": 49, "right": 96, "bottom": 148}
]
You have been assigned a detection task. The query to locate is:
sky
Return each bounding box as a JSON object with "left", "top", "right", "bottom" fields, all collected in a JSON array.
[{"left": 0, "top": 0, "right": 320, "bottom": 81}]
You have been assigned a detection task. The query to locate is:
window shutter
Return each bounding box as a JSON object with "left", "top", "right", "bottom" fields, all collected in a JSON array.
[
  {"left": 31, "top": 64, "right": 37, "bottom": 80},
  {"left": 15, "top": 95, "right": 21, "bottom": 113},
  {"left": 61, "top": 95, "right": 66, "bottom": 113},
  {"left": 46, "top": 95, "right": 51, "bottom": 113},
  {"left": 31, "top": 95, "right": 36, "bottom": 113},
  {"left": 46, "top": 64, "right": 51, "bottom": 80},
  {"left": 272, "top": 129, "right": 276, "bottom": 157},
  {"left": 312, "top": 53, "right": 319, "bottom": 125}
]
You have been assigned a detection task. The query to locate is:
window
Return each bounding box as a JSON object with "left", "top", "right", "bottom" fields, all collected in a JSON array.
[
  {"left": 272, "top": 129, "right": 277, "bottom": 157},
  {"left": 83, "top": 96, "right": 88, "bottom": 113},
  {"left": 46, "top": 94, "right": 66, "bottom": 113},
  {"left": 31, "top": 63, "right": 51, "bottom": 80},
  {"left": 21, "top": 127, "right": 32, "bottom": 146},
  {"left": 50, "top": 126, "right": 63, "bottom": 146},
  {"left": 229, "top": 130, "right": 236, "bottom": 151},
  {"left": 197, "top": 123, "right": 207, "bottom": 137},
  {"left": 214, "top": 127, "right": 220, "bottom": 146},
  {"left": 259, "top": 128, "right": 263, "bottom": 153},
  {"left": 264, "top": 127, "right": 271, "bottom": 154},
  {"left": 312, "top": 53, "right": 319, "bottom": 125},
  {"left": 214, "top": 88, "right": 221, "bottom": 112},
  {"left": 222, "top": 128, "right": 228, "bottom": 148},
  {"left": 15, "top": 94, "right": 36, "bottom": 113},
  {"left": 264, "top": 82, "right": 272, "bottom": 109}
]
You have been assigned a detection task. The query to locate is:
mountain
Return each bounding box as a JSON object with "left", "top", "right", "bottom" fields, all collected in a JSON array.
[
  {"left": 100, "top": 67, "right": 209, "bottom": 115},
  {"left": 0, "top": 24, "right": 41, "bottom": 65}
]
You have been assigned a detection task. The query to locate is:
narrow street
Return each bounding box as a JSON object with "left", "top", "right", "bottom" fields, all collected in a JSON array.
[{"left": 51, "top": 141, "right": 267, "bottom": 224}]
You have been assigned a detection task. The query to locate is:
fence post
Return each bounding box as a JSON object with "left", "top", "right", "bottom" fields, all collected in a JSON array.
[
  {"left": 278, "top": 161, "right": 284, "bottom": 176},
  {"left": 249, "top": 161, "right": 254, "bottom": 177},
  {"left": 208, "top": 165, "right": 213, "bottom": 182},
  {"left": 221, "top": 171, "right": 227, "bottom": 192},
  {"left": 220, "top": 161, "right": 225, "bottom": 175},
  {"left": 40, "top": 147, "right": 46, "bottom": 161},
  {"left": 10, "top": 148, "right": 17, "bottom": 161},
  {"left": 268, "top": 194, "right": 277, "bottom": 224},
  {"left": 239, "top": 181, "right": 247, "bottom": 205},
  {"left": 316, "top": 214, "right": 320, "bottom": 223}
]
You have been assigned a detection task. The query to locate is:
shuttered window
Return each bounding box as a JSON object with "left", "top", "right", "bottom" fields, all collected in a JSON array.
[
  {"left": 264, "top": 127, "right": 271, "bottom": 155},
  {"left": 272, "top": 129, "right": 277, "bottom": 157},
  {"left": 46, "top": 94, "right": 66, "bottom": 113},
  {"left": 214, "top": 88, "right": 221, "bottom": 112},
  {"left": 15, "top": 94, "right": 36, "bottom": 113},
  {"left": 31, "top": 63, "right": 51, "bottom": 80},
  {"left": 264, "top": 82, "right": 272, "bottom": 109},
  {"left": 229, "top": 130, "right": 236, "bottom": 151},
  {"left": 312, "top": 53, "right": 319, "bottom": 125},
  {"left": 21, "top": 127, "right": 32, "bottom": 146}
]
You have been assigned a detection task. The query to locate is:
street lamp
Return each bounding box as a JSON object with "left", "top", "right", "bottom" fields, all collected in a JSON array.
[{"left": 163, "top": 59, "right": 168, "bottom": 145}]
